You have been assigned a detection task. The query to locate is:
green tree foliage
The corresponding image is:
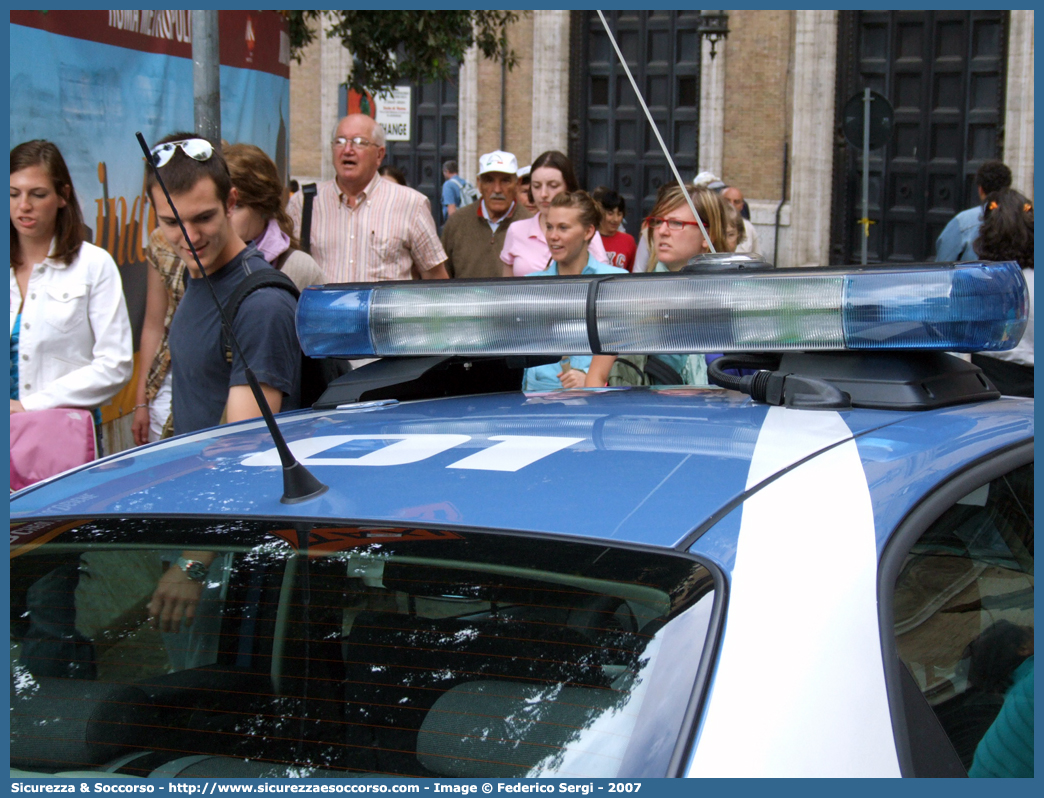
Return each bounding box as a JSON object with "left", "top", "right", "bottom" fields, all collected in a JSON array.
[{"left": 281, "top": 11, "right": 521, "bottom": 93}]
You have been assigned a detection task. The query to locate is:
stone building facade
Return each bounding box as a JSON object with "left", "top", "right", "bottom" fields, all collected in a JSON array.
[{"left": 289, "top": 10, "right": 1033, "bottom": 267}]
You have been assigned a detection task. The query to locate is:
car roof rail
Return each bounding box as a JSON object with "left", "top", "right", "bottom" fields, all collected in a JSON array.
[{"left": 311, "top": 355, "right": 558, "bottom": 409}]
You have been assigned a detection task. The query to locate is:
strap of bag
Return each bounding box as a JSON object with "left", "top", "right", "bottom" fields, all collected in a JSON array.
[
  {"left": 614, "top": 357, "right": 648, "bottom": 385},
  {"left": 300, "top": 183, "right": 318, "bottom": 255},
  {"left": 221, "top": 269, "right": 300, "bottom": 365},
  {"left": 644, "top": 355, "right": 684, "bottom": 386},
  {"left": 272, "top": 249, "right": 292, "bottom": 271}
]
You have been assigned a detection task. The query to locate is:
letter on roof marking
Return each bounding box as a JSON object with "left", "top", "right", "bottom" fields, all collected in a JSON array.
[
  {"left": 240, "top": 434, "right": 582, "bottom": 472},
  {"left": 447, "top": 435, "right": 584, "bottom": 472}
]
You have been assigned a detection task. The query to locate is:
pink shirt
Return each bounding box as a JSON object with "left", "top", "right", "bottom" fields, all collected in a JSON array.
[{"left": 499, "top": 215, "right": 610, "bottom": 276}]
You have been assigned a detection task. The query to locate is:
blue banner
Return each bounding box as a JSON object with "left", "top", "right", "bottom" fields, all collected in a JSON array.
[{"left": 10, "top": 11, "right": 290, "bottom": 421}]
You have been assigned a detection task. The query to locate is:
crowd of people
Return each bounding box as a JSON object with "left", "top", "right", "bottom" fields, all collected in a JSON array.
[
  {"left": 9, "top": 120, "right": 1035, "bottom": 470},
  {"left": 935, "top": 161, "right": 1034, "bottom": 398}
]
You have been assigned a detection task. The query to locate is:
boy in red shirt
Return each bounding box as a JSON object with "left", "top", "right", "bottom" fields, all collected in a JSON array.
[{"left": 592, "top": 187, "right": 637, "bottom": 271}]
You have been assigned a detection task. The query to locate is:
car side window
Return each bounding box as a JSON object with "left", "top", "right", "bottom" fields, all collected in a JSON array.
[{"left": 892, "top": 462, "right": 1033, "bottom": 777}]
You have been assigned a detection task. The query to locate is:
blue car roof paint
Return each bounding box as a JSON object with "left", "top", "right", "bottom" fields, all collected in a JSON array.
[
  {"left": 12, "top": 389, "right": 1026, "bottom": 554},
  {"left": 689, "top": 399, "right": 1033, "bottom": 572},
  {"left": 12, "top": 391, "right": 771, "bottom": 547},
  {"left": 857, "top": 397, "right": 1034, "bottom": 554}
]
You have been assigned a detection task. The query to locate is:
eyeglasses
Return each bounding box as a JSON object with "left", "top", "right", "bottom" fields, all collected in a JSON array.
[
  {"left": 332, "top": 136, "right": 378, "bottom": 151},
  {"left": 149, "top": 139, "right": 214, "bottom": 168},
  {"left": 644, "top": 216, "right": 704, "bottom": 231}
]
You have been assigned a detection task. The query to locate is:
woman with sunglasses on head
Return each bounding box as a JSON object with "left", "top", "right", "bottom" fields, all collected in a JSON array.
[
  {"left": 225, "top": 143, "right": 325, "bottom": 291},
  {"left": 970, "top": 189, "right": 1034, "bottom": 397},
  {"left": 522, "top": 191, "right": 626, "bottom": 391},
  {"left": 500, "top": 151, "right": 610, "bottom": 277},
  {"left": 584, "top": 185, "right": 728, "bottom": 386},
  {"left": 10, "top": 140, "right": 132, "bottom": 424}
]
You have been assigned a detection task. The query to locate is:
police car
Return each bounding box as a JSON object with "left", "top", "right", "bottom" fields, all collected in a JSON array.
[{"left": 10, "top": 260, "right": 1033, "bottom": 778}]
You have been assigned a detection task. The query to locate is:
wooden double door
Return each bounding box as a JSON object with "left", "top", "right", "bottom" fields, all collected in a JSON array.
[{"left": 831, "top": 11, "right": 1008, "bottom": 263}]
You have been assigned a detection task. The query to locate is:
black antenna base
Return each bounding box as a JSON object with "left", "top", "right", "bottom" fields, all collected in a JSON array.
[{"left": 280, "top": 461, "right": 330, "bottom": 504}]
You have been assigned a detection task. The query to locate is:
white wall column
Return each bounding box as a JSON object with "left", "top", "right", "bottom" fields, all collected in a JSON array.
[
  {"left": 458, "top": 44, "right": 480, "bottom": 185},
  {"left": 531, "top": 10, "right": 571, "bottom": 156},
  {"left": 698, "top": 39, "right": 726, "bottom": 178},
  {"left": 1003, "top": 10, "right": 1034, "bottom": 199},
  {"left": 319, "top": 12, "right": 352, "bottom": 182},
  {"left": 787, "top": 10, "right": 837, "bottom": 268}
]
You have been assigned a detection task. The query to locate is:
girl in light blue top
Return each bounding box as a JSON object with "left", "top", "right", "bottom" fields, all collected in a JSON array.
[{"left": 524, "top": 191, "right": 626, "bottom": 391}]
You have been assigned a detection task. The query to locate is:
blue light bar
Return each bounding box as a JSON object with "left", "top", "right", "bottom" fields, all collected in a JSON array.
[{"left": 297, "top": 262, "right": 1028, "bottom": 358}]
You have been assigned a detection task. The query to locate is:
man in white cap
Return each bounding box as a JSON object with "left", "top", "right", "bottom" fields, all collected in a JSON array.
[
  {"left": 441, "top": 150, "right": 532, "bottom": 279},
  {"left": 694, "top": 170, "right": 727, "bottom": 192}
]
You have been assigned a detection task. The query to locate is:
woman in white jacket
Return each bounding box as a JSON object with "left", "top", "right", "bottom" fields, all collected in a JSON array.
[{"left": 10, "top": 140, "right": 132, "bottom": 426}]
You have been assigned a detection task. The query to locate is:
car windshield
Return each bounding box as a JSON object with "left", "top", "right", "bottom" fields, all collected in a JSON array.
[{"left": 11, "top": 518, "right": 717, "bottom": 779}]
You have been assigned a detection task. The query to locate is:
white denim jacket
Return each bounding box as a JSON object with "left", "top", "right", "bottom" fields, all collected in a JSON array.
[{"left": 10, "top": 241, "right": 133, "bottom": 411}]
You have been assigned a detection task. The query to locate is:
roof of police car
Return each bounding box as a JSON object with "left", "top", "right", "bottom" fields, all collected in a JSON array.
[{"left": 10, "top": 388, "right": 1033, "bottom": 555}]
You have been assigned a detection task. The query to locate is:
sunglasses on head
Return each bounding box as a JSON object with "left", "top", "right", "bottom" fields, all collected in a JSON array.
[{"left": 149, "top": 138, "right": 215, "bottom": 168}]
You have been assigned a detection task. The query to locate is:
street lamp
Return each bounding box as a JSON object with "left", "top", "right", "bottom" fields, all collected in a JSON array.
[{"left": 698, "top": 10, "right": 730, "bottom": 60}]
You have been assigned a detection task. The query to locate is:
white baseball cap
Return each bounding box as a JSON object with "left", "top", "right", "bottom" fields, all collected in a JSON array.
[
  {"left": 516, "top": 165, "right": 531, "bottom": 179},
  {"left": 478, "top": 150, "right": 519, "bottom": 176},
  {"left": 694, "top": 171, "right": 726, "bottom": 191}
]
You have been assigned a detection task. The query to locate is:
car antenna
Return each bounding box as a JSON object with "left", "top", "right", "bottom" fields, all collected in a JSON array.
[
  {"left": 595, "top": 10, "right": 716, "bottom": 253},
  {"left": 135, "top": 131, "right": 328, "bottom": 504}
]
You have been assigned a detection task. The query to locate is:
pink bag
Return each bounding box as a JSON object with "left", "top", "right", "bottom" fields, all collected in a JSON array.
[{"left": 10, "top": 407, "right": 97, "bottom": 492}]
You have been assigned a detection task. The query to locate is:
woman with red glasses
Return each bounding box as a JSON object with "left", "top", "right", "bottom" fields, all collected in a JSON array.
[
  {"left": 643, "top": 183, "right": 727, "bottom": 272},
  {"left": 585, "top": 184, "right": 729, "bottom": 386}
]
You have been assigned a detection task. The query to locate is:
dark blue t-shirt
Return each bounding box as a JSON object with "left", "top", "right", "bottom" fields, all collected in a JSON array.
[{"left": 168, "top": 245, "right": 300, "bottom": 435}]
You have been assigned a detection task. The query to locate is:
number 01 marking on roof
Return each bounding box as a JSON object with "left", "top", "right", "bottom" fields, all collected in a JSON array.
[{"left": 241, "top": 434, "right": 583, "bottom": 472}]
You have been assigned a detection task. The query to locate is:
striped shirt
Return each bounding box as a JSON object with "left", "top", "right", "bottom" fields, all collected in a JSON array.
[{"left": 287, "top": 173, "right": 447, "bottom": 283}]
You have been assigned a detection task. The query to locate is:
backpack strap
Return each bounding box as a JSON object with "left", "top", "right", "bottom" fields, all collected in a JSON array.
[
  {"left": 644, "top": 355, "right": 684, "bottom": 386},
  {"left": 272, "top": 249, "right": 292, "bottom": 271},
  {"left": 299, "top": 183, "right": 318, "bottom": 255},
  {"left": 221, "top": 269, "right": 300, "bottom": 365},
  {"left": 614, "top": 357, "right": 648, "bottom": 384}
]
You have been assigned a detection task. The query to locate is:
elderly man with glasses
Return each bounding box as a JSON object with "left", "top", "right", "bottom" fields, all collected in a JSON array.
[{"left": 287, "top": 114, "right": 449, "bottom": 283}]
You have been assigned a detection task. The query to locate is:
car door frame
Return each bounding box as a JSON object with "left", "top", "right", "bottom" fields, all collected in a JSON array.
[{"left": 876, "top": 439, "right": 1033, "bottom": 777}]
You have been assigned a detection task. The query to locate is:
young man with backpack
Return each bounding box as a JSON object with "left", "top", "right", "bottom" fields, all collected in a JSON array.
[
  {"left": 442, "top": 160, "right": 478, "bottom": 221},
  {"left": 146, "top": 132, "right": 300, "bottom": 435}
]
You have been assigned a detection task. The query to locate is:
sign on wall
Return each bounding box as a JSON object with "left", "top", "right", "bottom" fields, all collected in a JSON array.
[
  {"left": 375, "top": 87, "right": 412, "bottom": 141},
  {"left": 346, "top": 85, "right": 412, "bottom": 142}
]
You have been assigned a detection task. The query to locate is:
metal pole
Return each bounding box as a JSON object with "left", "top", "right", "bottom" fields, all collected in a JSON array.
[
  {"left": 192, "top": 10, "right": 221, "bottom": 142},
  {"left": 500, "top": 25, "right": 507, "bottom": 151},
  {"left": 773, "top": 142, "right": 788, "bottom": 267},
  {"left": 597, "top": 10, "right": 716, "bottom": 252},
  {"left": 860, "top": 87, "right": 871, "bottom": 265}
]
